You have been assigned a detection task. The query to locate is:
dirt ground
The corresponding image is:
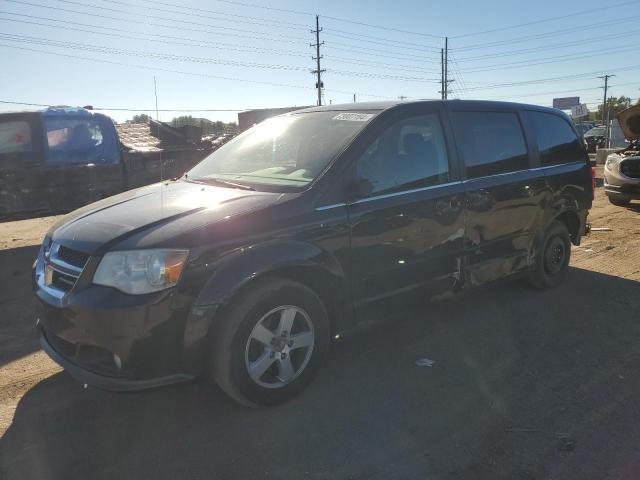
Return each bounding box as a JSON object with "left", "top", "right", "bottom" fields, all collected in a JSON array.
[{"left": 1, "top": 171, "right": 640, "bottom": 479}]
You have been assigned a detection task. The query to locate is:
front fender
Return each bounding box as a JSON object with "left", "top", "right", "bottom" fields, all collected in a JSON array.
[
  {"left": 180, "top": 239, "right": 351, "bottom": 376},
  {"left": 193, "top": 239, "right": 347, "bottom": 307}
]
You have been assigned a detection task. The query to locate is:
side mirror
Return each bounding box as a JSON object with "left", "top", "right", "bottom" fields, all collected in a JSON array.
[{"left": 346, "top": 178, "right": 373, "bottom": 201}]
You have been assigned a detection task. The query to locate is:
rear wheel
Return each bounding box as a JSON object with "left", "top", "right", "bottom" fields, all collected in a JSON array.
[
  {"left": 607, "top": 195, "right": 631, "bottom": 207},
  {"left": 210, "top": 278, "right": 329, "bottom": 407},
  {"left": 527, "top": 221, "right": 571, "bottom": 290}
]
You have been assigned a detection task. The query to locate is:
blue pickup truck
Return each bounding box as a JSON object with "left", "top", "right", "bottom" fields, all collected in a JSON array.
[{"left": 0, "top": 106, "right": 213, "bottom": 219}]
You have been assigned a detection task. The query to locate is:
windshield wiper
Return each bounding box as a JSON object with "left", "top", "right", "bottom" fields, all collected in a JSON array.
[{"left": 191, "top": 176, "right": 255, "bottom": 191}]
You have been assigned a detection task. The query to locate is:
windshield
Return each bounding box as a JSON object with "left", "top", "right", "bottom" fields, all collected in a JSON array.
[
  {"left": 584, "top": 127, "right": 605, "bottom": 137},
  {"left": 187, "top": 111, "right": 376, "bottom": 190}
]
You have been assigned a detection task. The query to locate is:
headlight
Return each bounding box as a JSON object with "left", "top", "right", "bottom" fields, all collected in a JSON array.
[
  {"left": 94, "top": 249, "right": 189, "bottom": 294},
  {"left": 605, "top": 154, "right": 622, "bottom": 171}
]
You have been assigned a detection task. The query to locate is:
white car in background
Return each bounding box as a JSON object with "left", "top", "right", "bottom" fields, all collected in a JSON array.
[{"left": 604, "top": 104, "right": 640, "bottom": 206}]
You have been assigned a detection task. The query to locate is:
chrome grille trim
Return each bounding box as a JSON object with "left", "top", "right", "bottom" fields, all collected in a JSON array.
[
  {"left": 37, "top": 243, "right": 89, "bottom": 297},
  {"left": 49, "top": 244, "right": 83, "bottom": 275}
]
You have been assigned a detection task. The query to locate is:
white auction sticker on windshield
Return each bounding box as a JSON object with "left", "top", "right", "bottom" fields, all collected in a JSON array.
[{"left": 332, "top": 113, "right": 375, "bottom": 122}]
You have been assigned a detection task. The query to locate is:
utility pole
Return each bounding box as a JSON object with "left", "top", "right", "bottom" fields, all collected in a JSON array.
[
  {"left": 353, "top": 93, "right": 356, "bottom": 103},
  {"left": 311, "top": 15, "right": 325, "bottom": 107},
  {"left": 598, "top": 74, "right": 615, "bottom": 148},
  {"left": 440, "top": 48, "right": 444, "bottom": 100},
  {"left": 444, "top": 37, "right": 449, "bottom": 100}
]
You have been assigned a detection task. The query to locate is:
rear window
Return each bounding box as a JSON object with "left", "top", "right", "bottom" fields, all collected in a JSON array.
[
  {"left": 43, "top": 117, "right": 118, "bottom": 165},
  {"left": 452, "top": 111, "right": 529, "bottom": 178},
  {"left": 527, "top": 111, "right": 585, "bottom": 166},
  {"left": 585, "top": 127, "right": 605, "bottom": 137},
  {"left": 0, "top": 120, "right": 33, "bottom": 154}
]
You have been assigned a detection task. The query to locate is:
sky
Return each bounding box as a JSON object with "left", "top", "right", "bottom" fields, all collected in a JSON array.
[{"left": 0, "top": 0, "right": 638, "bottom": 123}]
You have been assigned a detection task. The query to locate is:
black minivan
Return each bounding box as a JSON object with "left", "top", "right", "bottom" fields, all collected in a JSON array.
[{"left": 33, "top": 100, "right": 593, "bottom": 406}]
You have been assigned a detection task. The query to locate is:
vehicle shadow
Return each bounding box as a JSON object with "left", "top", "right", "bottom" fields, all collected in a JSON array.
[
  {"left": 2, "top": 267, "right": 640, "bottom": 480},
  {"left": 0, "top": 245, "right": 41, "bottom": 367},
  {"left": 623, "top": 202, "right": 640, "bottom": 213}
]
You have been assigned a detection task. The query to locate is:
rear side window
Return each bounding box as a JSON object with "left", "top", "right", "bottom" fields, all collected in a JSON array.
[
  {"left": 452, "top": 111, "right": 528, "bottom": 178},
  {"left": 0, "top": 120, "right": 33, "bottom": 154},
  {"left": 527, "top": 111, "right": 585, "bottom": 165}
]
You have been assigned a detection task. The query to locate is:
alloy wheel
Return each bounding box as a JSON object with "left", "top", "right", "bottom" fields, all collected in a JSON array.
[{"left": 244, "top": 305, "right": 315, "bottom": 389}]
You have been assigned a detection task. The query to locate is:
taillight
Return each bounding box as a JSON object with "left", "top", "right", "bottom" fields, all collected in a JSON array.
[{"left": 591, "top": 167, "right": 596, "bottom": 200}]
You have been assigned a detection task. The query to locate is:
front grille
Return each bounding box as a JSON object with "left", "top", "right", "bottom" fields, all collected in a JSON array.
[
  {"left": 57, "top": 245, "right": 90, "bottom": 269},
  {"left": 621, "top": 158, "right": 640, "bottom": 178},
  {"left": 51, "top": 269, "right": 77, "bottom": 292},
  {"left": 40, "top": 242, "right": 89, "bottom": 295}
]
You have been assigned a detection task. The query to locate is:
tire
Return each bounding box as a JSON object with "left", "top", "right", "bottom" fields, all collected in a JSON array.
[
  {"left": 608, "top": 195, "right": 631, "bottom": 207},
  {"left": 527, "top": 220, "right": 571, "bottom": 290},
  {"left": 210, "top": 277, "right": 329, "bottom": 407}
]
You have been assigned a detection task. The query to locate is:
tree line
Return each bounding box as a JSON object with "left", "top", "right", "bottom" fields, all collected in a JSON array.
[{"left": 127, "top": 114, "right": 237, "bottom": 136}]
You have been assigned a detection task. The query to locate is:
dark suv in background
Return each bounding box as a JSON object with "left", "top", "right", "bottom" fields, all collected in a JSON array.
[
  {"left": 584, "top": 126, "right": 606, "bottom": 152},
  {"left": 33, "top": 100, "right": 593, "bottom": 406}
]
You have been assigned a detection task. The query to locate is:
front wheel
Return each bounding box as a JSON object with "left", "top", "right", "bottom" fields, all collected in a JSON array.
[
  {"left": 527, "top": 221, "right": 571, "bottom": 290},
  {"left": 210, "top": 278, "right": 329, "bottom": 407}
]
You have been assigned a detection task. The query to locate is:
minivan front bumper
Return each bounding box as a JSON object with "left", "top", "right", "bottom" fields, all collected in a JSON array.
[
  {"left": 34, "top": 277, "right": 198, "bottom": 391},
  {"left": 39, "top": 328, "right": 193, "bottom": 391}
]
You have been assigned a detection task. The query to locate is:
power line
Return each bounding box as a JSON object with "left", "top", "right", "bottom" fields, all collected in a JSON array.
[
  {"left": 6, "top": 0, "right": 443, "bottom": 63},
  {"left": 0, "top": 100, "right": 248, "bottom": 111},
  {"left": 450, "top": 64, "right": 640, "bottom": 92},
  {"left": 170, "top": 0, "right": 314, "bottom": 17},
  {"left": 106, "top": 0, "right": 450, "bottom": 45},
  {"left": 324, "top": 55, "right": 439, "bottom": 74},
  {"left": 454, "top": 15, "right": 640, "bottom": 51},
  {"left": 322, "top": 27, "right": 441, "bottom": 50},
  {"left": 100, "top": 0, "right": 310, "bottom": 28},
  {"left": 322, "top": 30, "right": 440, "bottom": 53},
  {"left": 107, "top": 0, "right": 445, "bottom": 49},
  {"left": 323, "top": 43, "right": 440, "bottom": 63},
  {"left": 0, "top": 13, "right": 312, "bottom": 57},
  {"left": 0, "top": 33, "right": 441, "bottom": 82},
  {"left": 0, "top": 33, "right": 311, "bottom": 71},
  {"left": 454, "top": 24, "right": 640, "bottom": 61},
  {"left": 479, "top": 81, "right": 640, "bottom": 101},
  {"left": 0, "top": 42, "right": 398, "bottom": 99},
  {"left": 448, "top": 50, "right": 469, "bottom": 99},
  {"left": 456, "top": 44, "right": 640, "bottom": 74},
  {"left": 322, "top": 15, "right": 444, "bottom": 39},
  {"left": 5, "top": 0, "right": 309, "bottom": 43},
  {"left": 452, "top": 0, "right": 640, "bottom": 38},
  {"left": 0, "top": 13, "right": 441, "bottom": 74}
]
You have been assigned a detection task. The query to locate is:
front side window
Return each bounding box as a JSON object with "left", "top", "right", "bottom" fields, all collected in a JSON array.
[
  {"left": 0, "top": 120, "right": 33, "bottom": 154},
  {"left": 188, "top": 111, "right": 377, "bottom": 191},
  {"left": 527, "top": 111, "right": 585, "bottom": 165},
  {"left": 44, "top": 117, "right": 118, "bottom": 165},
  {"left": 453, "top": 111, "right": 529, "bottom": 178},
  {"left": 356, "top": 113, "right": 450, "bottom": 195}
]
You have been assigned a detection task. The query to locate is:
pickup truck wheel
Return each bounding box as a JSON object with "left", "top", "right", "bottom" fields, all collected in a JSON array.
[
  {"left": 210, "top": 278, "right": 329, "bottom": 407},
  {"left": 527, "top": 220, "right": 571, "bottom": 290},
  {"left": 608, "top": 195, "right": 631, "bottom": 207}
]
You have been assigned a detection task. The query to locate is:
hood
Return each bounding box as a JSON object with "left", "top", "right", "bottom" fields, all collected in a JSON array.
[
  {"left": 50, "top": 180, "right": 285, "bottom": 254},
  {"left": 617, "top": 104, "right": 640, "bottom": 141}
]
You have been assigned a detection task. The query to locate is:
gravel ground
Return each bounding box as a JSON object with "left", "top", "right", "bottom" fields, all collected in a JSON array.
[{"left": 1, "top": 174, "right": 640, "bottom": 480}]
